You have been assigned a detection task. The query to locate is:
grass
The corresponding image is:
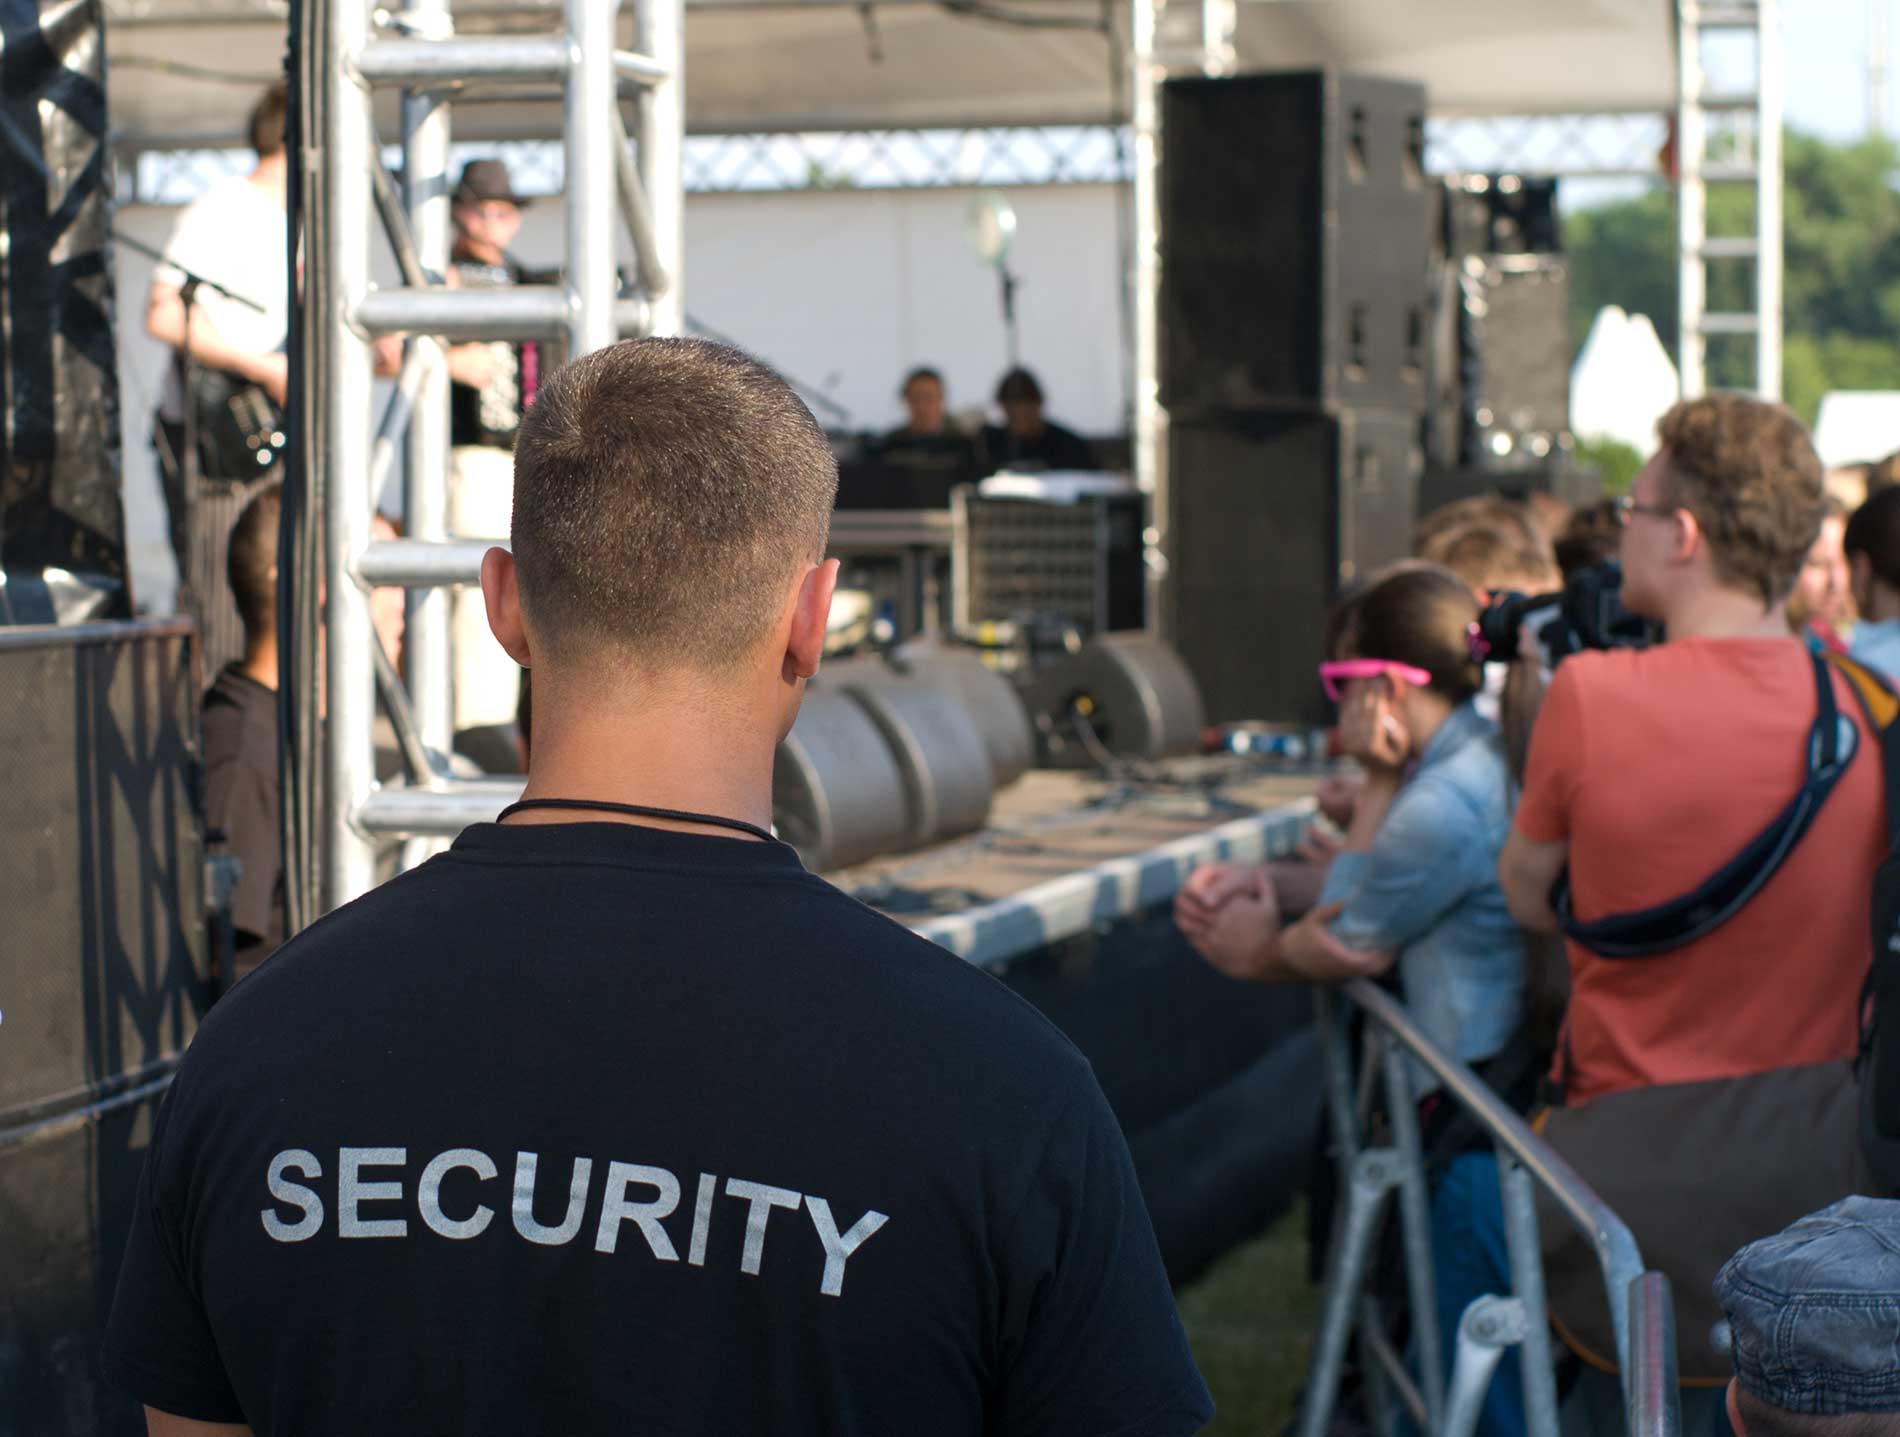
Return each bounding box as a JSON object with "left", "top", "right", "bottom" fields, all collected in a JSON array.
[{"left": 1176, "top": 1201, "right": 1322, "bottom": 1435}]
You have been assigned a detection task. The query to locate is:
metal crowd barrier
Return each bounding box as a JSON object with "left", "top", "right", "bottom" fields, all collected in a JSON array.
[{"left": 1299, "top": 979, "right": 1682, "bottom": 1437}]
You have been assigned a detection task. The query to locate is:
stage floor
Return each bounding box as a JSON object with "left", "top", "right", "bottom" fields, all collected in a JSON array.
[{"left": 832, "top": 757, "right": 1323, "bottom": 972}]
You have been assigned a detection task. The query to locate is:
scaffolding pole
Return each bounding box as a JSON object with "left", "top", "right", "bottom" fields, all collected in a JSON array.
[
  {"left": 317, "top": 0, "right": 685, "bottom": 912},
  {"left": 401, "top": 0, "right": 453, "bottom": 764},
  {"left": 1676, "top": 0, "right": 1783, "bottom": 400},
  {"left": 636, "top": 0, "right": 685, "bottom": 333}
]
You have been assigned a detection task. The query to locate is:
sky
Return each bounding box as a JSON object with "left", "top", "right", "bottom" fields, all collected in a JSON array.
[
  {"left": 1781, "top": 0, "right": 1883, "bottom": 140},
  {"left": 1551, "top": 1, "right": 1883, "bottom": 211}
]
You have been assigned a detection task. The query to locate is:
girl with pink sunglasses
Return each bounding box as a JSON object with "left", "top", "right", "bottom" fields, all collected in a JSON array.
[{"left": 1174, "top": 563, "right": 1531, "bottom": 1437}]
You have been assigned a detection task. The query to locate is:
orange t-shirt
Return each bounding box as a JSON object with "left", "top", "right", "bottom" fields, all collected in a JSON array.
[{"left": 1515, "top": 637, "right": 1884, "bottom": 1105}]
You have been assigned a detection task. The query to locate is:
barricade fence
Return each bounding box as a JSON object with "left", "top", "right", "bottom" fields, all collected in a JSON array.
[{"left": 1299, "top": 979, "right": 1682, "bottom": 1437}]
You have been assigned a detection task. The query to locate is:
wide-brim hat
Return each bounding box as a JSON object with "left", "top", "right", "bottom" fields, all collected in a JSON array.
[{"left": 453, "top": 158, "right": 530, "bottom": 207}]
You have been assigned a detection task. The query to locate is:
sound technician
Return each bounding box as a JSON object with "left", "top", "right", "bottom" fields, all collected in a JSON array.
[
  {"left": 1496, "top": 394, "right": 1882, "bottom": 1413},
  {"left": 104, "top": 338, "right": 1210, "bottom": 1437}
]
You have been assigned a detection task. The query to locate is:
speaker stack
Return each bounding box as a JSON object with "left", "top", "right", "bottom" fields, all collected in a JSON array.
[
  {"left": 1422, "top": 174, "right": 1595, "bottom": 513},
  {"left": 1160, "top": 70, "right": 1432, "bottom": 726},
  {"left": 0, "top": 621, "right": 210, "bottom": 1432}
]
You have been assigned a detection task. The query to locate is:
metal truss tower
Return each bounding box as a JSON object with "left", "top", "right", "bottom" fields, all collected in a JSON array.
[
  {"left": 1676, "top": 0, "right": 1784, "bottom": 399},
  {"left": 313, "top": 0, "right": 684, "bottom": 909}
]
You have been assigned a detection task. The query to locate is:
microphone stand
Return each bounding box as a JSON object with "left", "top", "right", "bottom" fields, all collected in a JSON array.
[
  {"left": 996, "top": 262, "right": 1021, "bottom": 369},
  {"left": 112, "top": 229, "right": 270, "bottom": 621}
]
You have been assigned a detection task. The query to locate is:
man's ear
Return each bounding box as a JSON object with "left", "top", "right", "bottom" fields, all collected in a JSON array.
[
  {"left": 480, "top": 547, "right": 533, "bottom": 668},
  {"left": 1670, "top": 506, "right": 1704, "bottom": 566},
  {"left": 1725, "top": 1379, "right": 1746, "bottom": 1437},
  {"left": 784, "top": 559, "right": 841, "bottom": 683}
]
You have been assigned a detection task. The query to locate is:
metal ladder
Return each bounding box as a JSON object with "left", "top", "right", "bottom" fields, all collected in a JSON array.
[
  {"left": 313, "top": 0, "right": 684, "bottom": 909},
  {"left": 1676, "top": 0, "right": 1783, "bottom": 400}
]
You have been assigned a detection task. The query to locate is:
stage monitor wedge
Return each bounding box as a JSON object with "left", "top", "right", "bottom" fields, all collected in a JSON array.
[{"left": 1161, "top": 70, "right": 1434, "bottom": 417}]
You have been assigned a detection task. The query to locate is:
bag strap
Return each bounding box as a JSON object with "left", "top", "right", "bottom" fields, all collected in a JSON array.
[
  {"left": 1551, "top": 649, "right": 1860, "bottom": 958},
  {"left": 1826, "top": 651, "right": 1900, "bottom": 844},
  {"left": 1822, "top": 652, "right": 1900, "bottom": 1082}
]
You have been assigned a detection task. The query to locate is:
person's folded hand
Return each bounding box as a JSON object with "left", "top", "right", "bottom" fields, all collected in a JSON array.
[{"left": 1176, "top": 872, "right": 1282, "bottom": 982}]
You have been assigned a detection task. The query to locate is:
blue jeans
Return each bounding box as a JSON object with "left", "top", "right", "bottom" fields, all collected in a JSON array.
[
  {"left": 1433, "top": 1151, "right": 1527, "bottom": 1437},
  {"left": 1450, "top": 1154, "right": 1734, "bottom": 1437}
]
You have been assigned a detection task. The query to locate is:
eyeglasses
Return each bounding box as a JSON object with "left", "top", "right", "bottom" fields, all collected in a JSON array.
[
  {"left": 1318, "top": 659, "right": 1433, "bottom": 703},
  {"left": 1613, "top": 494, "right": 1680, "bottom": 528}
]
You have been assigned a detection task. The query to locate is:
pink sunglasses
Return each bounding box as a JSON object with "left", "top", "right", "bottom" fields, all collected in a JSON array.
[{"left": 1318, "top": 659, "right": 1432, "bottom": 703}]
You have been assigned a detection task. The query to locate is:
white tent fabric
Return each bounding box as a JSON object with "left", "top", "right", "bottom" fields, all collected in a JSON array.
[
  {"left": 1570, "top": 304, "right": 1679, "bottom": 457},
  {"left": 1814, "top": 392, "right": 1900, "bottom": 471},
  {"left": 105, "top": 0, "right": 1677, "bottom": 148}
]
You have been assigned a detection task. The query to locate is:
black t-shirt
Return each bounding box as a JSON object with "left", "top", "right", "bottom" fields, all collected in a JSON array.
[
  {"left": 872, "top": 428, "right": 982, "bottom": 506},
  {"left": 448, "top": 254, "right": 538, "bottom": 449},
  {"left": 200, "top": 665, "right": 285, "bottom": 981},
  {"left": 103, "top": 820, "right": 1211, "bottom": 1435},
  {"left": 979, "top": 420, "right": 1096, "bottom": 475}
]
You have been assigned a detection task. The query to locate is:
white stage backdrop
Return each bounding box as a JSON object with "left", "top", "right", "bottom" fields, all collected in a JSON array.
[{"left": 114, "top": 184, "right": 1129, "bottom": 613}]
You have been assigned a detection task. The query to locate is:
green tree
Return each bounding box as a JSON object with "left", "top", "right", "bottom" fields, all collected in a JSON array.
[{"left": 1563, "top": 130, "right": 1900, "bottom": 424}]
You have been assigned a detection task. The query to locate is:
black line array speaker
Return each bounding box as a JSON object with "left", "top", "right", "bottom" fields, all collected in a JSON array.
[
  {"left": 1167, "top": 410, "right": 1421, "bottom": 725},
  {"left": 0, "top": 620, "right": 210, "bottom": 1434},
  {"left": 1161, "top": 70, "right": 1434, "bottom": 416},
  {"left": 1442, "top": 175, "right": 1561, "bottom": 257},
  {"left": 1458, "top": 253, "right": 1572, "bottom": 469}
]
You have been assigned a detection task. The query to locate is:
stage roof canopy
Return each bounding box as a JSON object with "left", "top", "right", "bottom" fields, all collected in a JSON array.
[{"left": 105, "top": 0, "right": 1677, "bottom": 149}]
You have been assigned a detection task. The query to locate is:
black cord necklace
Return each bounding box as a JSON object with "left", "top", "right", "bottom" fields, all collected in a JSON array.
[{"left": 495, "top": 797, "right": 779, "bottom": 845}]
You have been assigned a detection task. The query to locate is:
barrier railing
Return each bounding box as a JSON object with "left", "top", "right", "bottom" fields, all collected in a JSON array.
[{"left": 1299, "top": 979, "right": 1682, "bottom": 1437}]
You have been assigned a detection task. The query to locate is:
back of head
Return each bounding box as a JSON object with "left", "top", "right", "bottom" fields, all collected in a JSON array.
[
  {"left": 1334, "top": 563, "right": 1483, "bottom": 705},
  {"left": 1555, "top": 499, "right": 1623, "bottom": 578},
  {"left": 1846, "top": 485, "right": 1900, "bottom": 591},
  {"left": 509, "top": 338, "right": 838, "bottom": 671},
  {"left": 249, "top": 77, "right": 289, "bottom": 159},
  {"left": 1655, "top": 393, "right": 1824, "bottom": 607},
  {"left": 228, "top": 482, "right": 284, "bottom": 640},
  {"left": 1718, "top": 1197, "right": 1900, "bottom": 1436},
  {"left": 1415, "top": 495, "right": 1541, "bottom": 557},
  {"left": 1424, "top": 523, "right": 1555, "bottom": 595}
]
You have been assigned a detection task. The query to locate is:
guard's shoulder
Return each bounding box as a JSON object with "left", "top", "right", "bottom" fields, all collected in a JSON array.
[{"left": 790, "top": 880, "right": 1095, "bottom": 1075}]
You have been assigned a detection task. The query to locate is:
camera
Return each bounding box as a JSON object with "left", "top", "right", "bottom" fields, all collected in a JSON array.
[{"left": 1473, "top": 561, "right": 1655, "bottom": 666}]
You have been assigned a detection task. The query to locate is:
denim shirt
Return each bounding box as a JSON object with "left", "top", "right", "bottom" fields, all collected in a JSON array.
[
  {"left": 1316, "top": 700, "right": 1527, "bottom": 1067},
  {"left": 1851, "top": 618, "right": 1900, "bottom": 685}
]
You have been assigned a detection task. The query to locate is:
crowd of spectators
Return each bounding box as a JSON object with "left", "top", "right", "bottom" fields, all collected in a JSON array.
[{"left": 1179, "top": 392, "right": 1900, "bottom": 1434}]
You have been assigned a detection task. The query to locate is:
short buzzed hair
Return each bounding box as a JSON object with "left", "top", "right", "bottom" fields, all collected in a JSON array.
[
  {"left": 510, "top": 338, "right": 839, "bottom": 667},
  {"left": 228, "top": 482, "right": 283, "bottom": 639}
]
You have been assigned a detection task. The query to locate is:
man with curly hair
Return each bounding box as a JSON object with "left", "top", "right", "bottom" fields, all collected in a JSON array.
[{"left": 1493, "top": 395, "right": 1883, "bottom": 1418}]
